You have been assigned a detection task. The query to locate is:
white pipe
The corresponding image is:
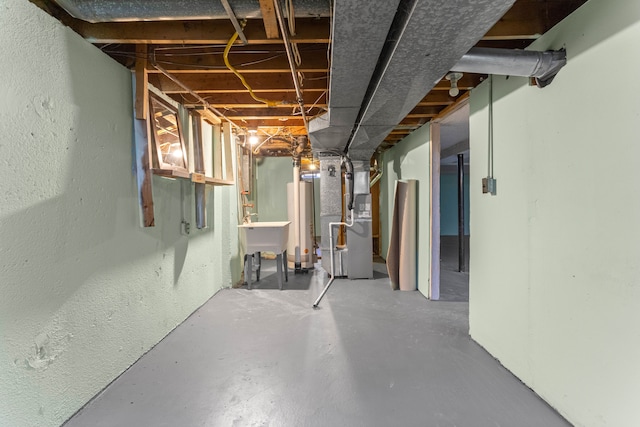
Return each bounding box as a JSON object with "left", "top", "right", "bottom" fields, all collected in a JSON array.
[
  {"left": 312, "top": 209, "right": 354, "bottom": 308},
  {"left": 293, "top": 161, "right": 301, "bottom": 268}
]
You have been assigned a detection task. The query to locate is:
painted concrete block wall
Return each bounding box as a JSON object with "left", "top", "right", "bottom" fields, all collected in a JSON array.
[
  {"left": 468, "top": 0, "right": 640, "bottom": 425},
  {"left": 255, "top": 157, "right": 292, "bottom": 222},
  {"left": 255, "top": 157, "right": 321, "bottom": 237},
  {"left": 0, "top": 2, "right": 240, "bottom": 426},
  {"left": 440, "top": 173, "right": 470, "bottom": 236},
  {"left": 381, "top": 124, "right": 431, "bottom": 296}
]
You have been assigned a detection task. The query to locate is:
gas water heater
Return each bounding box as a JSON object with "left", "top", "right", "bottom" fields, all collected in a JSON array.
[{"left": 287, "top": 181, "right": 316, "bottom": 270}]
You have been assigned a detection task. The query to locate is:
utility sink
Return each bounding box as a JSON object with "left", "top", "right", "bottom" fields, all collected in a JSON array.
[
  {"left": 238, "top": 221, "right": 291, "bottom": 254},
  {"left": 238, "top": 221, "right": 290, "bottom": 290}
]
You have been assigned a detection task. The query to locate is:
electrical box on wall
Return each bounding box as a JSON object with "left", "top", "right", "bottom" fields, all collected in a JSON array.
[{"left": 482, "top": 177, "right": 497, "bottom": 195}]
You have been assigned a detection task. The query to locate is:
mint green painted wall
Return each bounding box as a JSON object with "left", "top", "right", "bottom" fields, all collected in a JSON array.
[
  {"left": 469, "top": 0, "right": 640, "bottom": 425},
  {"left": 381, "top": 124, "right": 431, "bottom": 296},
  {"left": 255, "top": 158, "right": 321, "bottom": 236},
  {"left": 0, "top": 2, "right": 240, "bottom": 426},
  {"left": 255, "top": 157, "right": 292, "bottom": 222}
]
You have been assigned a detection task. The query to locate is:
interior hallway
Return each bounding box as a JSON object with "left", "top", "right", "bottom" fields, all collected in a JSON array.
[
  {"left": 440, "top": 236, "right": 470, "bottom": 302},
  {"left": 65, "top": 261, "right": 569, "bottom": 427}
]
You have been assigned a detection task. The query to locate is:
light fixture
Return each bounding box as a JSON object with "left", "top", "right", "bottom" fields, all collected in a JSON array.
[
  {"left": 248, "top": 129, "right": 259, "bottom": 145},
  {"left": 445, "top": 72, "right": 463, "bottom": 97}
]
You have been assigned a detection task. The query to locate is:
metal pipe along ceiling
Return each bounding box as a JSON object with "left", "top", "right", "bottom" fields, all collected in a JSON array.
[
  {"left": 452, "top": 47, "right": 567, "bottom": 88},
  {"left": 345, "top": 0, "right": 517, "bottom": 160},
  {"left": 309, "top": 0, "right": 517, "bottom": 160},
  {"left": 308, "top": 0, "right": 402, "bottom": 155}
]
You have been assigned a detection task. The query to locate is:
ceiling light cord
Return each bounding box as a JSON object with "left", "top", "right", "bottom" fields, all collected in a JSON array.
[{"left": 223, "top": 31, "right": 282, "bottom": 107}]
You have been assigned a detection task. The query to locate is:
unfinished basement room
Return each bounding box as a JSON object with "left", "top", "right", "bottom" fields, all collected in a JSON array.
[{"left": 1, "top": 0, "right": 639, "bottom": 426}]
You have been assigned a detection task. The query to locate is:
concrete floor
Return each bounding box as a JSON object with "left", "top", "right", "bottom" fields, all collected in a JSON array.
[
  {"left": 65, "top": 260, "right": 570, "bottom": 427},
  {"left": 440, "top": 236, "right": 470, "bottom": 302}
]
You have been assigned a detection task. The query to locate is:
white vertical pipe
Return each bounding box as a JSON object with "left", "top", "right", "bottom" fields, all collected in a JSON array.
[{"left": 293, "top": 161, "right": 301, "bottom": 267}]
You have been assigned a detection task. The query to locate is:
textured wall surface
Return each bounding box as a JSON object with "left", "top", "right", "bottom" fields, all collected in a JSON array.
[
  {"left": 381, "top": 124, "right": 431, "bottom": 297},
  {"left": 255, "top": 157, "right": 292, "bottom": 222},
  {"left": 0, "top": 2, "right": 240, "bottom": 426},
  {"left": 469, "top": 0, "right": 640, "bottom": 425}
]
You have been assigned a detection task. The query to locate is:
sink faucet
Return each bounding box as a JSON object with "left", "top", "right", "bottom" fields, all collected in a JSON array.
[{"left": 243, "top": 212, "right": 258, "bottom": 224}]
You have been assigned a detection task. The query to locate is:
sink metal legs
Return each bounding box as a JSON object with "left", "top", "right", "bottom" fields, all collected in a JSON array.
[{"left": 244, "top": 250, "right": 288, "bottom": 290}]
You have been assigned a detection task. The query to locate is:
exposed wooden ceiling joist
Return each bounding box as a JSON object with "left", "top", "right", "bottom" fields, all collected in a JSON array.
[
  {"left": 148, "top": 72, "right": 327, "bottom": 93},
  {"left": 28, "top": 0, "right": 587, "bottom": 154},
  {"left": 77, "top": 18, "right": 330, "bottom": 45},
  {"left": 143, "top": 45, "right": 328, "bottom": 74},
  {"left": 258, "top": 0, "right": 279, "bottom": 39},
  {"left": 169, "top": 91, "right": 326, "bottom": 106}
]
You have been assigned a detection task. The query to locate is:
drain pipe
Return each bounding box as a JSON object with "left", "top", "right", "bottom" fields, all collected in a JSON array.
[
  {"left": 313, "top": 155, "right": 354, "bottom": 308},
  {"left": 313, "top": 208, "right": 354, "bottom": 308},
  {"left": 451, "top": 47, "right": 567, "bottom": 88},
  {"left": 344, "top": 156, "right": 354, "bottom": 211}
]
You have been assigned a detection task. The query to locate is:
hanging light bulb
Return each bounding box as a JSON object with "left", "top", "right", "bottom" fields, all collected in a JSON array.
[
  {"left": 445, "top": 72, "right": 463, "bottom": 97},
  {"left": 248, "top": 129, "right": 259, "bottom": 145}
]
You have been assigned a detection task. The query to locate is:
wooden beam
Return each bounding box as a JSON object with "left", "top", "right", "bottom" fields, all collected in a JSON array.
[
  {"left": 191, "top": 108, "right": 222, "bottom": 125},
  {"left": 203, "top": 103, "right": 327, "bottom": 109},
  {"left": 233, "top": 118, "right": 306, "bottom": 127},
  {"left": 148, "top": 72, "right": 327, "bottom": 93},
  {"left": 420, "top": 91, "right": 459, "bottom": 104},
  {"left": 408, "top": 106, "right": 442, "bottom": 116},
  {"left": 78, "top": 18, "right": 330, "bottom": 45},
  {"left": 227, "top": 115, "right": 306, "bottom": 121},
  {"left": 27, "top": 0, "right": 84, "bottom": 30},
  {"left": 135, "top": 45, "right": 148, "bottom": 120},
  {"left": 146, "top": 47, "right": 328, "bottom": 74},
  {"left": 483, "top": 0, "right": 587, "bottom": 40},
  {"left": 132, "top": 74, "right": 155, "bottom": 227},
  {"left": 404, "top": 113, "right": 438, "bottom": 120},
  {"left": 166, "top": 88, "right": 326, "bottom": 96},
  {"left": 222, "top": 122, "right": 234, "bottom": 181},
  {"left": 219, "top": 107, "right": 323, "bottom": 117},
  {"left": 259, "top": 0, "right": 279, "bottom": 39},
  {"left": 167, "top": 91, "right": 326, "bottom": 107}
]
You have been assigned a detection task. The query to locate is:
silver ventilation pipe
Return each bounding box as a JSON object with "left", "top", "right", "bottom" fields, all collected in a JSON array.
[
  {"left": 452, "top": 47, "right": 567, "bottom": 88},
  {"left": 345, "top": 0, "right": 516, "bottom": 160}
]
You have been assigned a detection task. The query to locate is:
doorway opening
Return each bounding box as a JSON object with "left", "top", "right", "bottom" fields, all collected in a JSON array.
[{"left": 434, "top": 101, "right": 470, "bottom": 302}]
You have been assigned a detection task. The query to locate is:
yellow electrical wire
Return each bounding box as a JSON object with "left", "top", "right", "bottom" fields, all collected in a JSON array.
[{"left": 223, "top": 32, "right": 282, "bottom": 107}]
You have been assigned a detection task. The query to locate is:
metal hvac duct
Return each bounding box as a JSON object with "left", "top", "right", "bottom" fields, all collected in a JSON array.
[
  {"left": 51, "top": 0, "right": 331, "bottom": 22},
  {"left": 308, "top": 0, "right": 402, "bottom": 154},
  {"left": 452, "top": 47, "right": 567, "bottom": 88},
  {"left": 346, "top": 0, "right": 516, "bottom": 161}
]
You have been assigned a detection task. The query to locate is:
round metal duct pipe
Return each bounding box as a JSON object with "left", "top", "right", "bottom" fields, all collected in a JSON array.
[{"left": 452, "top": 47, "right": 567, "bottom": 88}]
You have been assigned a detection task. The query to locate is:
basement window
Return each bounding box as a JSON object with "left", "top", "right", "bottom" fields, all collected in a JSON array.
[{"left": 149, "top": 94, "right": 188, "bottom": 172}]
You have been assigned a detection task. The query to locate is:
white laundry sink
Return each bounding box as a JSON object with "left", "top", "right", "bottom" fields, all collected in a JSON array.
[{"left": 238, "top": 221, "right": 291, "bottom": 254}]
